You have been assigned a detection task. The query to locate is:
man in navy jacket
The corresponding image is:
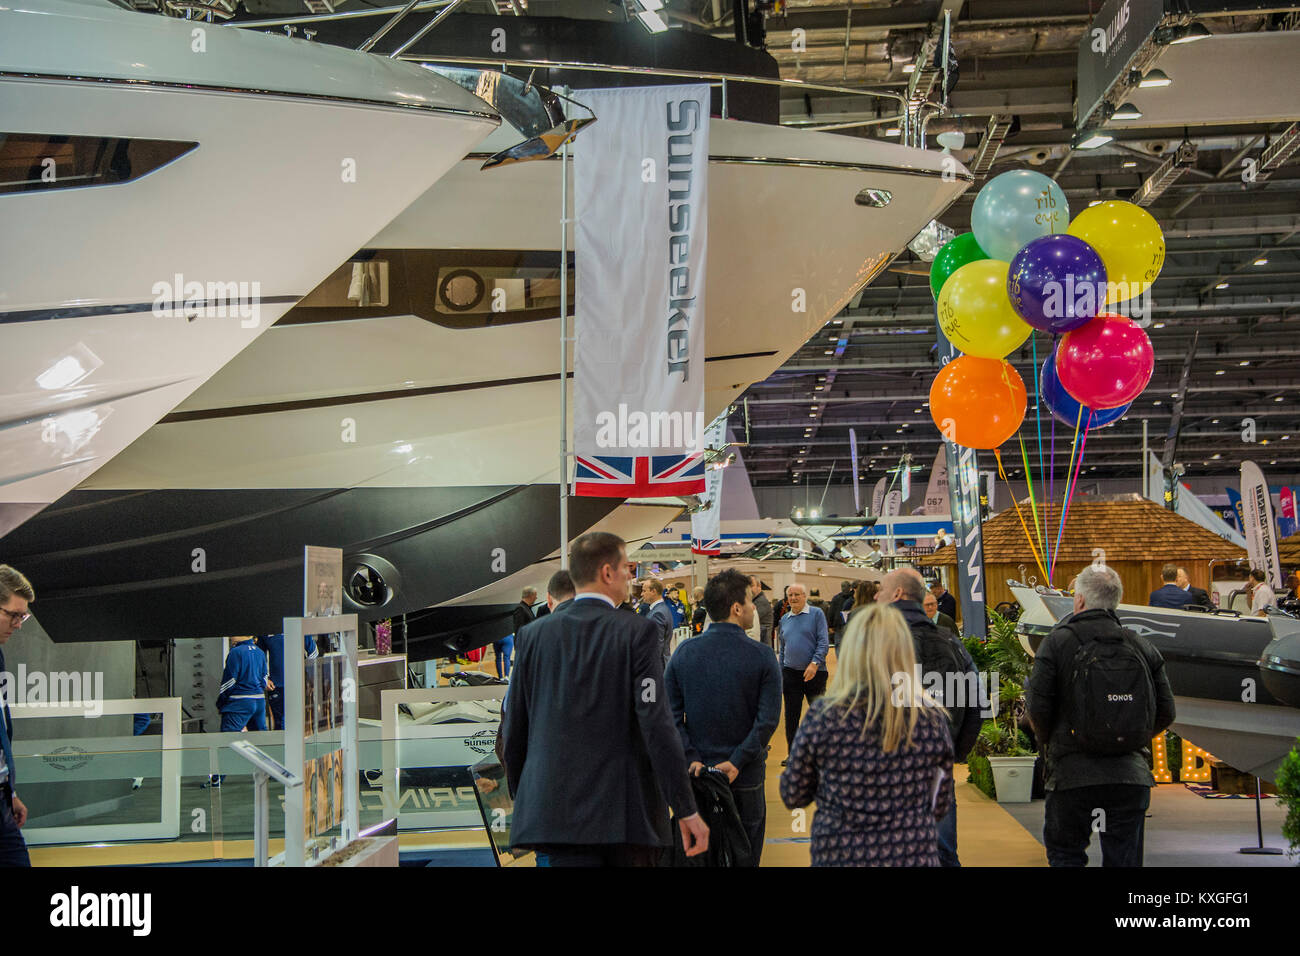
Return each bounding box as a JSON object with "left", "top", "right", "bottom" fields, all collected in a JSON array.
[
  {"left": 643, "top": 579, "right": 675, "bottom": 667},
  {"left": 666, "top": 569, "right": 781, "bottom": 865},
  {"left": 0, "top": 565, "right": 35, "bottom": 867},
  {"left": 1148, "top": 564, "right": 1190, "bottom": 610}
]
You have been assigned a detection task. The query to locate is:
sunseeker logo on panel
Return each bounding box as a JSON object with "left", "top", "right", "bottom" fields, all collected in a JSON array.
[{"left": 151, "top": 273, "right": 261, "bottom": 328}]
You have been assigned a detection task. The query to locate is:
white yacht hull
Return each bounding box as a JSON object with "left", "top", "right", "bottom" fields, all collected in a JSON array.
[
  {"left": 10, "top": 119, "right": 970, "bottom": 650},
  {"left": 0, "top": 0, "right": 499, "bottom": 534}
]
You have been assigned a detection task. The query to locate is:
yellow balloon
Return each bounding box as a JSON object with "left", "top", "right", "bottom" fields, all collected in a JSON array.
[
  {"left": 936, "top": 259, "right": 1032, "bottom": 360},
  {"left": 1067, "top": 200, "right": 1165, "bottom": 304}
]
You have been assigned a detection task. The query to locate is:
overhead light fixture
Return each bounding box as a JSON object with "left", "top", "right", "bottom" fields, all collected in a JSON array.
[
  {"left": 1212, "top": 419, "right": 1220, "bottom": 424},
  {"left": 1216, "top": 282, "right": 1229, "bottom": 290},
  {"left": 1211, "top": 453, "right": 1222, "bottom": 460},
  {"left": 1215, "top": 369, "right": 1225, "bottom": 375},
  {"left": 1139, "top": 69, "right": 1172, "bottom": 88},
  {"left": 1239, "top": 360, "right": 1250, "bottom": 366},
  {"left": 1154, "top": 322, "right": 1166, "bottom": 328},
  {"left": 1133, "top": 140, "right": 1196, "bottom": 207},
  {"left": 823, "top": 349, "right": 834, "bottom": 355},
  {"left": 1121, "top": 160, "right": 1138, "bottom": 168},
  {"left": 1088, "top": 199, "right": 1104, "bottom": 207},
  {"left": 1154, "top": 400, "right": 1163, "bottom": 405},
  {"left": 1074, "top": 130, "right": 1113, "bottom": 150},
  {"left": 1167, "top": 22, "right": 1212, "bottom": 45},
  {"left": 902, "top": 63, "right": 916, "bottom": 74},
  {"left": 1111, "top": 103, "right": 1143, "bottom": 121},
  {"left": 1254, "top": 257, "right": 1268, "bottom": 266},
  {"left": 628, "top": 0, "right": 668, "bottom": 33},
  {"left": 1275, "top": 396, "right": 1285, "bottom": 402},
  {"left": 814, "top": 385, "right": 824, "bottom": 391}
]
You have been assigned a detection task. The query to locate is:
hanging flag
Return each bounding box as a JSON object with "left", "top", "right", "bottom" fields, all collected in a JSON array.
[
  {"left": 1279, "top": 487, "right": 1297, "bottom": 540},
  {"left": 690, "top": 414, "right": 727, "bottom": 555},
  {"left": 918, "top": 446, "right": 949, "bottom": 516},
  {"left": 1176, "top": 480, "right": 1247, "bottom": 547},
  {"left": 850, "top": 429, "right": 861, "bottom": 514},
  {"left": 871, "top": 477, "right": 887, "bottom": 517},
  {"left": 1240, "top": 461, "right": 1283, "bottom": 587},
  {"left": 901, "top": 457, "right": 912, "bottom": 502},
  {"left": 573, "top": 85, "right": 710, "bottom": 497},
  {"left": 884, "top": 490, "right": 903, "bottom": 517}
]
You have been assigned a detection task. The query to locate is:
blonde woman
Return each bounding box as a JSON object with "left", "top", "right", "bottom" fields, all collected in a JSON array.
[{"left": 779, "top": 603, "right": 953, "bottom": 866}]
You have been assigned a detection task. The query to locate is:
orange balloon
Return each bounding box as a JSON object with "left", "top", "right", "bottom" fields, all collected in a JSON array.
[{"left": 929, "top": 356, "right": 1027, "bottom": 450}]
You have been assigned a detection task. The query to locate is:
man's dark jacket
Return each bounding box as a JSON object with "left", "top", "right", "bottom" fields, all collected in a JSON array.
[
  {"left": 511, "top": 600, "right": 534, "bottom": 635},
  {"left": 502, "top": 597, "right": 697, "bottom": 849},
  {"left": 933, "top": 611, "right": 959, "bottom": 637},
  {"left": 1148, "top": 583, "right": 1192, "bottom": 610},
  {"left": 895, "top": 600, "right": 981, "bottom": 762},
  {"left": 753, "top": 591, "right": 774, "bottom": 644},
  {"left": 669, "top": 769, "right": 751, "bottom": 867},
  {"left": 646, "top": 600, "right": 675, "bottom": 666},
  {"left": 827, "top": 589, "right": 851, "bottom": 634},
  {"left": 935, "top": 589, "right": 958, "bottom": 621},
  {"left": 1025, "top": 607, "right": 1176, "bottom": 791},
  {"left": 664, "top": 621, "right": 781, "bottom": 787},
  {"left": 1185, "top": 585, "right": 1211, "bottom": 607}
]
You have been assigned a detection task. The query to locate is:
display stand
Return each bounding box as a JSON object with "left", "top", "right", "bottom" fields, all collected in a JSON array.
[
  {"left": 1239, "top": 778, "right": 1283, "bottom": 856},
  {"left": 229, "top": 740, "right": 302, "bottom": 868},
  {"left": 281, "top": 612, "right": 359, "bottom": 867}
]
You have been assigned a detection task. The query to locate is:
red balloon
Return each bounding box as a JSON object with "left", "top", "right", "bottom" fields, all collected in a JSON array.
[
  {"left": 1056, "top": 313, "right": 1154, "bottom": 409},
  {"left": 929, "top": 356, "right": 1027, "bottom": 450}
]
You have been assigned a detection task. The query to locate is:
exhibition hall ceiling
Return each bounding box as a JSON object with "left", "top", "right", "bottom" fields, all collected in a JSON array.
[{"left": 717, "top": 1, "right": 1300, "bottom": 488}]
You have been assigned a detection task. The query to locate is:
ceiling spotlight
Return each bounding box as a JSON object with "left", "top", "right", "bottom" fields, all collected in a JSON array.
[
  {"left": 1154, "top": 400, "right": 1163, "bottom": 405},
  {"left": 1089, "top": 199, "right": 1104, "bottom": 207},
  {"left": 1121, "top": 160, "right": 1138, "bottom": 168},
  {"left": 1073, "top": 130, "right": 1113, "bottom": 150},
  {"left": 1167, "top": 22, "right": 1212, "bottom": 44},
  {"left": 1275, "top": 396, "right": 1285, "bottom": 402},
  {"left": 814, "top": 385, "right": 824, "bottom": 391},
  {"left": 902, "top": 63, "right": 916, "bottom": 74},
  {"left": 1212, "top": 419, "right": 1220, "bottom": 424},
  {"left": 895, "top": 428, "right": 903, "bottom": 434},
  {"left": 824, "top": 349, "right": 834, "bottom": 355},
  {"left": 1139, "top": 69, "right": 1172, "bottom": 88},
  {"left": 809, "top": 412, "right": 817, "bottom": 417},
  {"left": 1153, "top": 322, "right": 1166, "bottom": 328},
  {"left": 1254, "top": 257, "right": 1268, "bottom": 266},
  {"left": 1239, "top": 360, "right": 1250, "bottom": 366},
  {"left": 1211, "top": 453, "right": 1221, "bottom": 460},
  {"left": 1111, "top": 103, "right": 1143, "bottom": 121},
  {"left": 1215, "top": 369, "right": 1225, "bottom": 375},
  {"left": 629, "top": 0, "right": 668, "bottom": 33},
  {"left": 832, "top": 319, "right": 843, "bottom": 325},
  {"left": 913, "top": 408, "right": 922, "bottom": 413},
  {"left": 1284, "top": 435, "right": 1292, "bottom": 440}
]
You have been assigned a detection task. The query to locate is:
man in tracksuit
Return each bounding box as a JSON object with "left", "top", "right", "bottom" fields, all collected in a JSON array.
[
  {"left": 257, "top": 632, "right": 317, "bottom": 730},
  {"left": 218, "top": 636, "right": 274, "bottom": 732}
]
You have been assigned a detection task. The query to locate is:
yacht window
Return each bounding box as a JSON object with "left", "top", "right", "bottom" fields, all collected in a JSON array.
[{"left": 0, "top": 134, "right": 197, "bottom": 194}]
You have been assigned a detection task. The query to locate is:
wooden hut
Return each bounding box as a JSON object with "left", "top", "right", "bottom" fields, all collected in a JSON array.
[
  {"left": 919, "top": 495, "right": 1247, "bottom": 612},
  {"left": 1280, "top": 531, "right": 1300, "bottom": 570}
]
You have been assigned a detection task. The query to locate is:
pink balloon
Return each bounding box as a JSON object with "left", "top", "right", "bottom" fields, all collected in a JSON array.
[{"left": 1056, "top": 313, "right": 1154, "bottom": 409}]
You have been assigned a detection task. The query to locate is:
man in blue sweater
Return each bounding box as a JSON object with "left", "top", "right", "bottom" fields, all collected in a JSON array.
[
  {"left": 776, "top": 583, "right": 829, "bottom": 763},
  {"left": 666, "top": 569, "right": 781, "bottom": 865}
]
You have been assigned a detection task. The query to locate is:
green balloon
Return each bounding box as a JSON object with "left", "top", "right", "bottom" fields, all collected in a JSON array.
[{"left": 930, "top": 232, "right": 988, "bottom": 299}]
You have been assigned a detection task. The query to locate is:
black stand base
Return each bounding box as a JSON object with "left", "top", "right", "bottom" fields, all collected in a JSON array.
[{"left": 1239, "top": 846, "right": 1284, "bottom": 855}]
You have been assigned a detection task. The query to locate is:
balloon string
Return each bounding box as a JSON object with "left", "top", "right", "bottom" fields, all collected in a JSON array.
[
  {"left": 995, "top": 448, "right": 1049, "bottom": 583},
  {"left": 1052, "top": 409, "right": 1094, "bottom": 581},
  {"left": 1053, "top": 404, "right": 1085, "bottom": 580},
  {"left": 1031, "top": 335, "right": 1047, "bottom": 570},
  {"left": 1018, "top": 433, "right": 1045, "bottom": 558},
  {"left": 1048, "top": 400, "right": 1057, "bottom": 587}
]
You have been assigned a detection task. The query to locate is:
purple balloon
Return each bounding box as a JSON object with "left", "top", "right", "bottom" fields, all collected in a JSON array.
[
  {"left": 1008, "top": 234, "right": 1107, "bottom": 333},
  {"left": 1040, "top": 350, "right": 1129, "bottom": 429}
]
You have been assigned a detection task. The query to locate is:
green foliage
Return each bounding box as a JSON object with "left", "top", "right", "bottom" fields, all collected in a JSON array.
[
  {"left": 970, "top": 718, "right": 1035, "bottom": 758},
  {"left": 963, "top": 635, "right": 994, "bottom": 672},
  {"left": 967, "top": 754, "right": 994, "bottom": 798},
  {"left": 1276, "top": 738, "right": 1300, "bottom": 860}
]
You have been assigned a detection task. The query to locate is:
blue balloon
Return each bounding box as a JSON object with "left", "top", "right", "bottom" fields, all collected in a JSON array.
[
  {"left": 1008, "top": 234, "right": 1107, "bottom": 333},
  {"left": 1040, "top": 351, "right": 1129, "bottom": 429},
  {"left": 971, "top": 170, "right": 1071, "bottom": 262}
]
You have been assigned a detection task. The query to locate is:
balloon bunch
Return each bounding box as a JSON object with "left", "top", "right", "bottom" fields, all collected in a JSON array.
[{"left": 927, "top": 169, "right": 1166, "bottom": 583}]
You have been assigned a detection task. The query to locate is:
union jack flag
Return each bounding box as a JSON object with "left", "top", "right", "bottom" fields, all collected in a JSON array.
[
  {"left": 690, "top": 535, "right": 720, "bottom": 556},
  {"left": 574, "top": 453, "right": 705, "bottom": 498}
]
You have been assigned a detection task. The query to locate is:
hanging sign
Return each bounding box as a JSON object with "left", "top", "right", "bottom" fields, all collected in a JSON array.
[{"left": 573, "top": 85, "right": 711, "bottom": 497}]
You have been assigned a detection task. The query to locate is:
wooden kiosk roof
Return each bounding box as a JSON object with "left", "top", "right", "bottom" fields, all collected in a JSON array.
[
  {"left": 1281, "top": 531, "right": 1300, "bottom": 566},
  {"left": 919, "top": 495, "right": 1247, "bottom": 566}
]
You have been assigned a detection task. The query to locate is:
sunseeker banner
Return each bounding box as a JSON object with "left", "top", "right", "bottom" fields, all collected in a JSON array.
[
  {"left": 690, "top": 414, "right": 727, "bottom": 554},
  {"left": 1240, "top": 460, "right": 1283, "bottom": 587},
  {"left": 918, "top": 446, "right": 949, "bottom": 516},
  {"left": 573, "top": 85, "right": 710, "bottom": 497}
]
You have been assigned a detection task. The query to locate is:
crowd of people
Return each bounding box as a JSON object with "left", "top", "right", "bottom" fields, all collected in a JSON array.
[{"left": 493, "top": 532, "right": 1185, "bottom": 868}]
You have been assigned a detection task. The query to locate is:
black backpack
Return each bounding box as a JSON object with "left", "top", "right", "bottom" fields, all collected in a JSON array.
[{"left": 1061, "top": 624, "right": 1156, "bottom": 756}]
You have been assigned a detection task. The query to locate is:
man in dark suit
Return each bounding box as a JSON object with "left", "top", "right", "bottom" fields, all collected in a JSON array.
[
  {"left": 0, "top": 565, "right": 35, "bottom": 867},
  {"left": 1176, "top": 567, "right": 1212, "bottom": 608},
  {"left": 642, "top": 579, "right": 675, "bottom": 667},
  {"left": 1149, "top": 563, "right": 1190, "bottom": 610},
  {"left": 666, "top": 569, "right": 781, "bottom": 865},
  {"left": 930, "top": 581, "right": 958, "bottom": 621},
  {"left": 502, "top": 533, "right": 708, "bottom": 866}
]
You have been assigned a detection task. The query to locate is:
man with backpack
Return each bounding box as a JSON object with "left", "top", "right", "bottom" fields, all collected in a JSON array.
[
  {"left": 1025, "top": 564, "right": 1176, "bottom": 867},
  {"left": 877, "top": 567, "right": 981, "bottom": 867}
]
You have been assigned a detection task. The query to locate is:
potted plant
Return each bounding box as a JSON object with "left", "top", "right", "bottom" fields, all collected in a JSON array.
[
  {"left": 970, "top": 610, "right": 1038, "bottom": 802},
  {"left": 1276, "top": 737, "right": 1300, "bottom": 861}
]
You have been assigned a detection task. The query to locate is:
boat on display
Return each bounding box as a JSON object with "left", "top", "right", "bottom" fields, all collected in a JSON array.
[
  {"left": 0, "top": 0, "right": 500, "bottom": 537},
  {"left": 7, "top": 46, "right": 972, "bottom": 658},
  {"left": 1013, "top": 584, "right": 1300, "bottom": 782}
]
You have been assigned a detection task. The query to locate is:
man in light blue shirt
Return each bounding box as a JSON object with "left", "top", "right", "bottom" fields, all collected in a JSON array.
[{"left": 777, "top": 584, "right": 828, "bottom": 764}]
